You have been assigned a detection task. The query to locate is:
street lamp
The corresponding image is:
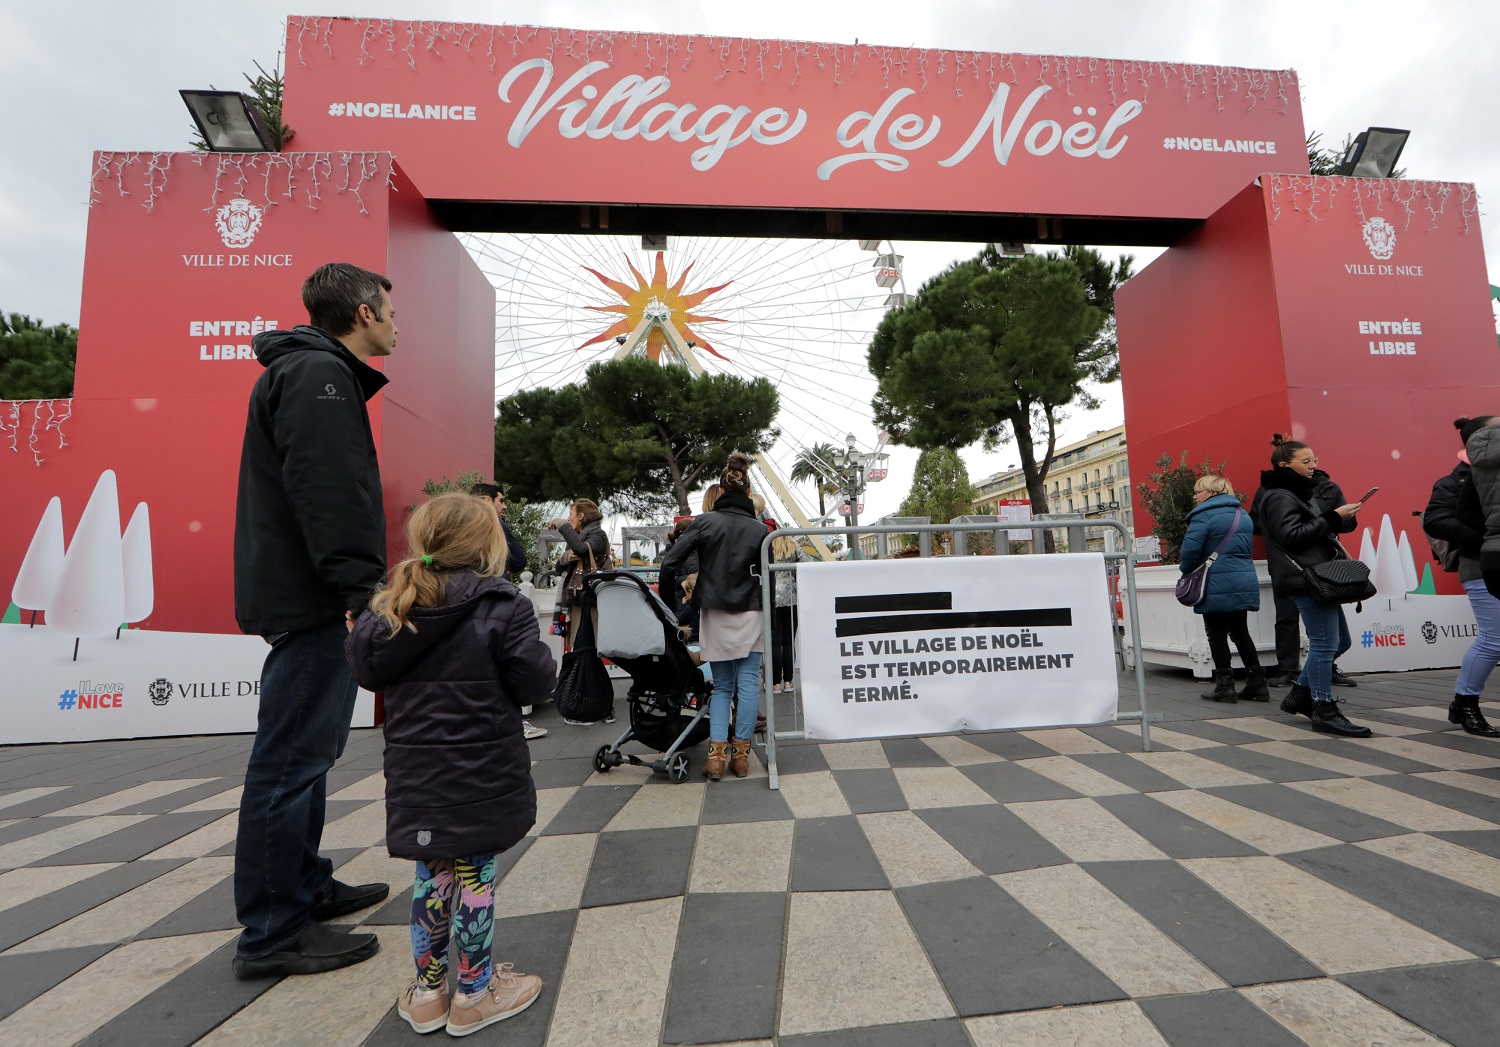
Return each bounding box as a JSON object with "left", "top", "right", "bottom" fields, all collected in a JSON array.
[
  {"left": 179, "top": 90, "right": 278, "bottom": 152},
  {"left": 838, "top": 432, "right": 867, "bottom": 559}
]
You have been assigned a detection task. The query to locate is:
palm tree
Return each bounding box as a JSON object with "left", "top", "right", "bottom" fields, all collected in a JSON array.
[{"left": 789, "top": 442, "right": 842, "bottom": 518}]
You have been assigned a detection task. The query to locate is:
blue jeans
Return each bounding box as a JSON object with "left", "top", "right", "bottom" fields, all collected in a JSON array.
[
  {"left": 1457, "top": 578, "right": 1500, "bottom": 696},
  {"left": 1291, "top": 595, "right": 1351, "bottom": 703},
  {"left": 709, "top": 652, "right": 762, "bottom": 741},
  {"left": 235, "top": 621, "right": 360, "bottom": 958}
]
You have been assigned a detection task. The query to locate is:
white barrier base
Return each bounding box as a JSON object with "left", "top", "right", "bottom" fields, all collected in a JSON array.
[{"left": 0, "top": 623, "right": 375, "bottom": 745}]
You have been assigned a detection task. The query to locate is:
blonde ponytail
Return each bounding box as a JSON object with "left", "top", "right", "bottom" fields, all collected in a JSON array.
[{"left": 369, "top": 492, "right": 508, "bottom": 635}]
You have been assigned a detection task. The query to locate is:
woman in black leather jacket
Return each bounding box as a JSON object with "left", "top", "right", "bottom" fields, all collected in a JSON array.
[{"left": 1253, "top": 434, "right": 1371, "bottom": 737}]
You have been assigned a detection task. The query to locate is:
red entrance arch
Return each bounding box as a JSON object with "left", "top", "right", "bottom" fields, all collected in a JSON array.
[{"left": 3, "top": 16, "right": 1494, "bottom": 640}]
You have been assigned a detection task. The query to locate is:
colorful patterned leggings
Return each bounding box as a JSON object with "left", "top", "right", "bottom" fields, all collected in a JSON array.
[{"left": 410, "top": 854, "right": 498, "bottom": 994}]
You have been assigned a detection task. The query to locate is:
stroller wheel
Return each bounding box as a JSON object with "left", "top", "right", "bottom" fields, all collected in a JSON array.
[
  {"left": 667, "top": 752, "right": 690, "bottom": 784},
  {"left": 593, "top": 745, "right": 614, "bottom": 774}
]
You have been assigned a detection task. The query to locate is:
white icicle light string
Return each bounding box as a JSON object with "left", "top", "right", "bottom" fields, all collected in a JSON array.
[
  {"left": 88, "top": 151, "right": 394, "bottom": 215},
  {"left": 0, "top": 399, "right": 73, "bottom": 466},
  {"left": 1268, "top": 174, "right": 1479, "bottom": 234},
  {"left": 287, "top": 17, "right": 1298, "bottom": 114}
]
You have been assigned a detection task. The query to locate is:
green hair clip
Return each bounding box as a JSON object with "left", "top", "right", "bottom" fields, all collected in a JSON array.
[{"left": 420, "top": 554, "right": 433, "bottom": 566}]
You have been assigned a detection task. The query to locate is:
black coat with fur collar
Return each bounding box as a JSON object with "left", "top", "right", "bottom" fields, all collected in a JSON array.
[{"left": 1251, "top": 467, "right": 1358, "bottom": 598}]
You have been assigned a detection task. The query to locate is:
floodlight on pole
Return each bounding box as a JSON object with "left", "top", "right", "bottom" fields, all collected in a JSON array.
[
  {"left": 1336, "top": 127, "right": 1409, "bottom": 178},
  {"left": 180, "top": 90, "right": 278, "bottom": 152}
]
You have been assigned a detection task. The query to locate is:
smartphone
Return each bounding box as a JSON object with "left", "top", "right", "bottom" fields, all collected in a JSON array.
[{"left": 1356, "top": 486, "right": 1379, "bottom": 504}]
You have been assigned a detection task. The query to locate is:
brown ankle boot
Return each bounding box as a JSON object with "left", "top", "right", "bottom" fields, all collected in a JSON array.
[
  {"left": 704, "top": 740, "right": 728, "bottom": 781},
  {"left": 729, "top": 739, "right": 753, "bottom": 778}
]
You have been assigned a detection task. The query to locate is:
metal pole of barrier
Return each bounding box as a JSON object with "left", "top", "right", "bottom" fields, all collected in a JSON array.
[{"left": 749, "top": 519, "right": 1154, "bottom": 789}]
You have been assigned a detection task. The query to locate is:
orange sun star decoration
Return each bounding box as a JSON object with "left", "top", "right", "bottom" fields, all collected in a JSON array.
[{"left": 580, "top": 252, "right": 731, "bottom": 362}]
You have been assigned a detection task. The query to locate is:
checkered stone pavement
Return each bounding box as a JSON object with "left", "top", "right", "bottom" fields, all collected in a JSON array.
[{"left": 1, "top": 667, "right": 1499, "bottom": 1045}]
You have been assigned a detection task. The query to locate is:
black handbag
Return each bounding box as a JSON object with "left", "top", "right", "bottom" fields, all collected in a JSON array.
[
  {"left": 1284, "top": 539, "right": 1377, "bottom": 605},
  {"left": 551, "top": 603, "right": 614, "bottom": 722}
]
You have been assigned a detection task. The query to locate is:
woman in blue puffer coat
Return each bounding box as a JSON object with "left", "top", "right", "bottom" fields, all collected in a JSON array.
[{"left": 1180, "top": 474, "right": 1267, "bottom": 703}]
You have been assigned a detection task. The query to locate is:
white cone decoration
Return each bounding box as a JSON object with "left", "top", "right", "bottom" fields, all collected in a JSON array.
[
  {"left": 1358, "top": 528, "right": 1377, "bottom": 567},
  {"left": 121, "top": 502, "right": 154, "bottom": 624},
  {"left": 48, "top": 470, "right": 126, "bottom": 639},
  {"left": 11, "top": 497, "right": 65, "bottom": 612},
  {"left": 1396, "top": 530, "right": 1418, "bottom": 593},
  {"left": 1369, "top": 514, "right": 1408, "bottom": 597}
]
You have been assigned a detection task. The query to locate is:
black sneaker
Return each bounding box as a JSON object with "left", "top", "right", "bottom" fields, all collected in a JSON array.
[
  {"left": 1309, "top": 699, "right": 1372, "bottom": 737},
  {"left": 233, "top": 923, "right": 380, "bottom": 979},
  {"left": 1330, "top": 665, "right": 1358, "bottom": 687},
  {"left": 310, "top": 879, "right": 390, "bottom": 922}
]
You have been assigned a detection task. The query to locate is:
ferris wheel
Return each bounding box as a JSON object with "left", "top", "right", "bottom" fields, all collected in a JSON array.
[{"left": 461, "top": 232, "right": 906, "bottom": 524}]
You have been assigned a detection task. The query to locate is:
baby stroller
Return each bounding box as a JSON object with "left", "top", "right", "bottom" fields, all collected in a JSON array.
[{"left": 586, "top": 570, "right": 713, "bottom": 783}]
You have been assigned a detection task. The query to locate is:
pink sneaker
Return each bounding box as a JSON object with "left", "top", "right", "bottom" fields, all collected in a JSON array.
[
  {"left": 397, "top": 981, "right": 449, "bottom": 1035},
  {"left": 446, "top": 963, "right": 543, "bottom": 1037}
]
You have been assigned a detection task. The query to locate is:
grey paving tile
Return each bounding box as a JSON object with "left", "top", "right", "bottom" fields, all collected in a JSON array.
[
  {"left": 206, "top": 804, "right": 369, "bottom": 857},
  {"left": 881, "top": 737, "right": 949, "bottom": 767},
  {"left": 1161, "top": 719, "right": 1269, "bottom": 745},
  {"left": 1407, "top": 729, "right": 1500, "bottom": 758},
  {"left": 1083, "top": 860, "right": 1321, "bottom": 986},
  {"left": 123, "top": 778, "right": 235, "bottom": 813},
  {"left": 781, "top": 1018, "right": 974, "bottom": 1047},
  {"left": 580, "top": 826, "right": 696, "bottom": 908},
  {"left": 364, "top": 885, "right": 415, "bottom": 926},
  {"left": 701, "top": 777, "right": 795, "bottom": 824},
  {"left": 832, "top": 768, "right": 908, "bottom": 814},
  {"left": 961, "top": 731, "right": 1058, "bottom": 761},
  {"left": 1286, "top": 844, "right": 1500, "bottom": 956},
  {"left": 1430, "top": 829, "right": 1500, "bottom": 859},
  {"left": 1374, "top": 774, "right": 1500, "bottom": 824},
  {"left": 1094, "top": 794, "right": 1263, "bottom": 859},
  {"left": 899, "top": 875, "right": 1125, "bottom": 1015},
  {"left": 528, "top": 757, "right": 597, "bottom": 789},
  {"left": 1205, "top": 783, "right": 1408, "bottom": 841},
  {"left": 35, "top": 810, "right": 229, "bottom": 865},
  {"left": 959, "top": 760, "right": 1082, "bottom": 803},
  {"left": 663, "top": 892, "right": 785, "bottom": 1043},
  {"left": 790, "top": 816, "right": 888, "bottom": 891},
  {"left": 1194, "top": 743, "right": 1342, "bottom": 782},
  {"left": 137, "top": 848, "right": 364, "bottom": 938},
  {"left": 0, "top": 858, "right": 188, "bottom": 951},
  {"left": 1138, "top": 988, "right": 1306, "bottom": 1047},
  {"left": 0, "top": 815, "right": 86, "bottom": 847},
  {"left": 1074, "top": 751, "right": 1188, "bottom": 793},
  {"left": 74, "top": 938, "right": 279, "bottom": 1047},
  {"left": 916, "top": 804, "right": 1070, "bottom": 874},
  {"left": 0, "top": 943, "right": 114, "bottom": 1021},
  {"left": 771, "top": 741, "right": 831, "bottom": 775},
  {"left": 361, "top": 908, "right": 578, "bottom": 1047},
  {"left": 0, "top": 784, "right": 118, "bottom": 817},
  {"left": 1080, "top": 724, "right": 1157, "bottom": 753},
  {"left": 539, "top": 783, "right": 640, "bottom": 836},
  {"left": 1341, "top": 960, "right": 1500, "bottom": 1047}
]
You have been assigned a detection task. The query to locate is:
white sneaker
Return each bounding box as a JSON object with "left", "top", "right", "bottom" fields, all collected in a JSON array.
[{"left": 522, "top": 721, "right": 548, "bottom": 740}]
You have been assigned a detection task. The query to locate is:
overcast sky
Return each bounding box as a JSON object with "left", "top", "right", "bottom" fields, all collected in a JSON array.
[{"left": 3, "top": 1, "right": 1496, "bottom": 515}]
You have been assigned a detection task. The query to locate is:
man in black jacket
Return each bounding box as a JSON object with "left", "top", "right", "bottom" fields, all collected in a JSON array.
[
  {"left": 231, "top": 263, "right": 395, "bottom": 978},
  {"left": 468, "top": 482, "right": 528, "bottom": 577}
]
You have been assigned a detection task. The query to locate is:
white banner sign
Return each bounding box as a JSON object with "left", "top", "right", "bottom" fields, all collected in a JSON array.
[
  {"left": 795, "top": 554, "right": 1119, "bottom": 740},
  {"left": 0, "top": 624, "right": 375, "bottom": 745}
]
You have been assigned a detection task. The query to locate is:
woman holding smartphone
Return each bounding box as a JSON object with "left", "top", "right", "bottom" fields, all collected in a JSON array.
[{"left": 1252, "top": 434, "right": 1373, "bottom": 737}]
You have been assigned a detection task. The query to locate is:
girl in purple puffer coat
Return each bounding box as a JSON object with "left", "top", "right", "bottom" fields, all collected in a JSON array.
[{"left": 347, "top": 493, "right": 555, "bottom": 1037}]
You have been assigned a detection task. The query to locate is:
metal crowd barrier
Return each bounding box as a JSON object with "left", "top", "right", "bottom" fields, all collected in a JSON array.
[{"left": 755, "top": 517, "right": 1154, "bottom": 790}]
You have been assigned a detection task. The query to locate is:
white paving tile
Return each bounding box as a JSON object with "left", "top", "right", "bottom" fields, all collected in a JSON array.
[
  {"left": 173, "top": 785, "right": 243, "bottom": 812},
  {"left": 1007, "top": 798, "right": 1167, "bottom": 862},
  {"left": 858, "top": 811, "right": 981, "bottom": 887},
  {"left": 1285, "top": 776, "right": 1493, "bottom": 832},
  {"left": 780, "top": 890, "right": 952, "bottom": 1035},
  {"left": 1359, "top": 834, "right": 1500, "bottom": 897},
  {"left": 689, "top": 820, "right": 793, "bottom": 893},
  {"left": 819, "top": 740, "right": 890, "bottom": 770},
  {"left": 145, "top": 811, "right": 238, "bottom": 860},
  {"left": 1020, "top": 727, "right": 1117, "bottom": 755},
  {"left": 893, "top": 766, "right": 996, "bottom": 809},
  {"left": 50, "top": 779, "right": 217, "bottom": 817},
  {"left": 967, "top": 1000, "right": 1170, "bottom": 1046},
  {"left": 0, "top": 863, "right": 120, "bottom": 915},
  {"left": 0, "top": 815, "right": 149, "bottom": 870},
  {"left": 1183, "top": 856, "right": 1472, "bottom": 974},
  {"left": 1017, "top": 756, "right": 1135, "bottom": 796},
  {"left": 1130, "top": 751, "right": 1267, "bottom": 789},
  {"left": 493, "top": 834, "right": 595, "bottom": 918},
  {"left": 922, "top": 735, "right": 1003, "bottom": 765},
  {"left": 1361, "top": 736, "right": 1500, "bottom": 771},
  {"left": 530, "top": 786, "right": 579, "bottom": 836},
  {"left": 774, "top": 771, "right": 851, "bottom": 819},
  {"left": 1153, "top": 790, "right": 1338, "bottom": 854},
  {"left": 327, "top": 771, "right": 385, "bottom": 801},
  {"left": 1239, "top": 740, "right": 1393, "bottom": 778},
  {"left": 1414, "top": 769, "right": 1500, "bottom": 800},
  {"left": 0, "top": 930, "right": 234, "bottom": 1045},
  {"left": 999, "top": 865, "right": 1223, "bottom": 997},
  {"left": 319, "top": 800, "right": 388, "bottom": 849},
  {"left": 196, "top": 926, "right": 407, "bottom": 1047},
  {"left": 606, "top": 781, "right": 705, "bottom": 831},
  {"left": 7, "top": 856, "right": 233, "bottom": 953},
  {"left": 1244, "top": 978, "right": 1450, "bottom": 1046},
  {"left": 548, "top": 897, "right": 682, "bottom": 1047},
  {"left": 0, "top": 788, "right": 66, "bottom": 812}
]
